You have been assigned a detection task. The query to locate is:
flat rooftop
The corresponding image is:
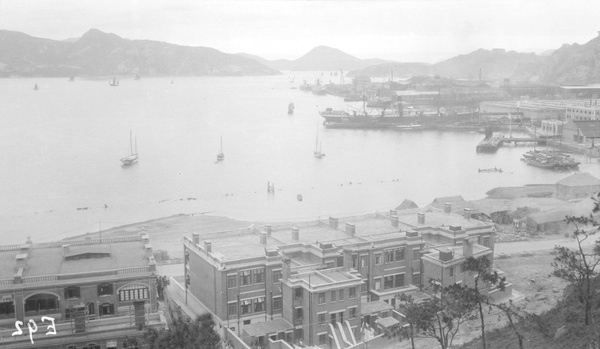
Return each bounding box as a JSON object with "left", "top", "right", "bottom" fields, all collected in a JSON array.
[
  {"left": 396, "top": 207, "right": 490, "bottom": 230},
  {"left": 290, "top": 268, "right": 361, "bottom": 288},
  {"left": 0, "top": 237, "right": 150, "bottom": 280}
]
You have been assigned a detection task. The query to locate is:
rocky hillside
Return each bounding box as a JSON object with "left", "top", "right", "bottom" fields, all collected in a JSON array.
[
  {"left": 431, "top": 48, "right": 546, "bottom": 82},
  {"left": 540, "top": 34, "right": 600, "bottom": 84},
  {"left": 0, "top": 29, "right": 280, "bottom": 77}
]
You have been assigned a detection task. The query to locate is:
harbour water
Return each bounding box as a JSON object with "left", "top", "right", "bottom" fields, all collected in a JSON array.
[{"left": 0, "top": 75, "right": 597, "bottom": 245}]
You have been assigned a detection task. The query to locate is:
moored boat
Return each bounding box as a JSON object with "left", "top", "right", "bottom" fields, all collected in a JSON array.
[{"left": 121, "top": 130, "right": 138, "bottom": 166}]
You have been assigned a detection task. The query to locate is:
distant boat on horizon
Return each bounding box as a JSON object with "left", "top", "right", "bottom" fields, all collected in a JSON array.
[
  {"left": 216, "top": 136, "right": 224, "bottom": 162},
  {"left": 288, "top": 102, "right": 295, "bottom": 114},
  {"left": 109, "top": 78, "right": 119, "bottom": 87},
  {"left": 33, "top": 83, "right": 38, "bottom": 90},
  {"left": 120, "top": 130, "right": 138, "bottom": 166}
]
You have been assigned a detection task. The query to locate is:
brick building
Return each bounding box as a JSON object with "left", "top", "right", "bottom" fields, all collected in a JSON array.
[
  {"left": 0, "top": 233, "right": 165, "bottom": 349},
  {"left": 183, "top": 206, "right": 506, "bottom": 348}
]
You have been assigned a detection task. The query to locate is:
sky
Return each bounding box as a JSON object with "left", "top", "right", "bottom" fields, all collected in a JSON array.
[{"left": 0, "top": 0, "right": 598, "bottom": 64}]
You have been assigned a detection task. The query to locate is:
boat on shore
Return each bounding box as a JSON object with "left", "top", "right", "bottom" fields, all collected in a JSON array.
[
  {"left": 121, "top": 130, "right": 138, "bottom": 166},
  {"left": 476, "top": 134, "right": 503, "bottom": 153}
]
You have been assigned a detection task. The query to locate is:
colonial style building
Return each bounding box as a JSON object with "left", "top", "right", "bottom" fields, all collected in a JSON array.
[
  {"left": 184, "top": 205, "right": 510, "bottom": 349},
  {"left": 0, "top": 233, "right": 165, "bottom": 349}
]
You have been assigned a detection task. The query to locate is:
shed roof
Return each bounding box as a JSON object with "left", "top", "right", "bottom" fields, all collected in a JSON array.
[
  {"left": 573, "top": 121, "right": 600, "bottom": 138},
  {"left": 361, "top": 300, "right": 393, "bottom": 315},
  {"left": 557, "top": 172, "right": 600, "bottom": 187},
  {"left": 243, "top": 318, "right": 293, "bottom": 337}
]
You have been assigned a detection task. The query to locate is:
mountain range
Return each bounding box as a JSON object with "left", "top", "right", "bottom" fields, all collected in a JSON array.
[
  {"left": 1, "top": 28, "right": 600, "bottom": 84},
  {"left": 0, "top": 29, "right": 279, "bottom": 77}
]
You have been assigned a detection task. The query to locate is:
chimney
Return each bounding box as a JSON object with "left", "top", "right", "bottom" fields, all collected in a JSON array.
[
  {"left": 343, "top": 249, "right": 353, "bottom": 269},
  {"left": 192, "top": 233, "right": 200, "bottom": 245},
  {"left": 292, "top": 227, "right": 299, "bottom": 241},
  {"left": 329, "top": 217, "right": 338, "bottom": 229},
  {"left": 439, "top": 249, "right": 453, "bottom": 262},
  {"left": 62, "top": 244, "right": 70, "bottom": 252},
  {"left": 260, "top": 232, "right": 267, "bottom": 245},
  {"left": 204, "top": 240, "right": 212, "bottom": 254},
  {"left": 391, "top": 215, "right": 398, "bottom": 227},
  {"left": 346, "top": 223, "right": 355, "bottom": 236},
  {"left": 389, "top": 209, "right": 396, "bottom": 217},
  {"left": 145, "top": 244, "right": 153, "bottom": 258},
  {"left": 444, "top": 203, "right": 451, "bottom": 214},
  {"left": 141, "top": 231, "right": 149, "bottom": 244},
  {"left": 265, "top": 225, "right": 272, "bottom": 236},
  {"left": 417, "top": 212, "right": 425, "bottom": 224},
  {"left": 463, "top": 238, "right": 473, "bottom": 258},
  {"left": 282, "top": 257, "right": 292, "bottom": 280},
  {"left": 464, "top": 208, "right": 472, "bottom": 220},
  {"left": 15, "top": 253, "right": 28, "bottom": 270}
]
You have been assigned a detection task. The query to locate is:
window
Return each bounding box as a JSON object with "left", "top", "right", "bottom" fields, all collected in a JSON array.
[
  {"left": 349, "top": 307, "right": 357, "bottom": 320},
  {"left": 99, "top": 303, "right": 114, "bottom": 316},
  {"left": 360, "top": 282, "right": 367, "bottom": 293},
  {"left": 318, "top": 333, "right": 327, "bottom": 345},
  {"left": 254, "top": 297, "right": 265, "bottom": 312},
  {"left": 273, "top": 270, "right": 282, "bottom": 283},
  {"left": 482, "top": 237, "right": 490, "bottom": 247},
  {"left": 375, "top": 253, "right": 382, "bottom": 265},
  {"left": 351, "top": 254, "right": 358, "bottom": 268},
  {"left": 412, "top": 249, "right": 420, "bottom": 261},
  {"left": 349, "top": 287, "right": 357, "bottom": 299},
  {"left": 460, "top": 263, "right": 465, "bottom": 273},
  {"left": 0, "top": 300, "right": 14, "bottom": 315},
  {"left": 273, "top": 297, "right": 282, "bottom": 311},
  {"left": 67, "top": 346, "right": 77, "bottom": 349},
  {"left": 318, "top": 292, "right": 326, "bottom": 305},
  {"left": 412, "top": 273, "right": 421, "bottom": 287},
  {"left": 240, "top": 270, "right": 251, "bottom": 286},
  {"left": 318, "top": 312, "right": 326, "bottom": 326},
  {"left": 227, "top": 275, "right": 237, "bottom": 288},
  {"left": 394, "top": 274, "right": 405, "bottom": 288},
  {"left": 97, "top": 283, "right": 113, "bottom": 296},
  {"left": 384, "top": 276, "right": 394, "bottom": 289},
  {"left": 119, "top": 285, "right": 149, "bottom": 302},
  {"left": 294, "top": 288, "right": 302, "bottom": 299},
  {"left": 331, "top": 290, "right": 337, "bottom": 302},
  {"left": 243, "top": 320, "right": 251, "bottom": 325},
  {"left": 254, "top": 268, "right": 265, "bottom": 284},
  {"left": 65, "top": 286, "right": 80, "bottom": 299},
  {"left": 339, "top": 289, "right": 344, "bottom": 301},
  {"left": 228, "top": 303, "right": 237, "bottom": 316},
  {"left": 384, "top": 250, "right": 394, "bottom": 263},
  {"left": 241, "top": 299, "right": 252, "bottom": 315},
  {"left": 395, "top": 248, "right": 405, "bottom": 261},
  {"left": 374, "top": 278, "right": 381, "bottom": 290},
  {"left": 24, "top": 294, "right": 58, "bottom": 313},
  {"left": 360, "top": 256, "right": 368, "bottom": 268},
  {"left": 449, "top": 267, "right": 454, "bottom": 277}
]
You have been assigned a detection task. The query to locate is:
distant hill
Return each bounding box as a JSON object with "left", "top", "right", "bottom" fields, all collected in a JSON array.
[
  {"left": 0, "top": 29, "right": 280, "bottom": 77},
  {"left": 347, "top": 62, "right": 432, "bottom": 78},
  {"left": 539, "top": 34, "right": 600, "bottom": 84},
  {"left": 431, "top": 48, "right": 546, "bottom": 82},
  {"left": 239, "top": 45, "right": 395, "bottom": 71}
]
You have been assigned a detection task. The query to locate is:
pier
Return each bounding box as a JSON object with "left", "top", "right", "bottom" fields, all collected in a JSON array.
[{"left": 477, "top": 135, "right": 547, "bottom": 153}]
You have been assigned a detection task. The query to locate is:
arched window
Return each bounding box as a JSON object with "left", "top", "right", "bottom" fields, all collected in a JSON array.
[
  {"left": 24, "top": 293, "right": 59, "bottom": 314},
  {"left": 0, "top": 296, "right": 15, "bottom": 318},
  {"left": 119, "top": 284, "right": 149, "bottom": 302}
]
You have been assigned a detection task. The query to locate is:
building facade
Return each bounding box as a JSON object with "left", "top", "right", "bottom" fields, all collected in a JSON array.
[
  {"left": 184, "top": 206, "right": 505, "bottom": 348},
  {"left": 0, "top": 233, "right": 164, "bottom": 349}
]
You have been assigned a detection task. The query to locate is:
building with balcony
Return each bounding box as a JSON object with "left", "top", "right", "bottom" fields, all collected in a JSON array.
[
  {"left": 183, "top": 205, "right": 505, "bottom": 348},
  {"left": 0, "top": 233, "right": 165, "bottom": 349}
]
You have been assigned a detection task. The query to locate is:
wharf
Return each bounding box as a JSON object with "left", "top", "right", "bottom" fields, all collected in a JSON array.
[{"left": 477, "top": 135, "right": 547, "bottom": 153}]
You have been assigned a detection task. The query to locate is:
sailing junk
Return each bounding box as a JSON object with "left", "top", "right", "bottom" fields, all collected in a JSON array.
[
  {"left": 121, "top": 131, "right": 138, "bottom": 166},
  {"left": 314, "top": 126, "right": 325, "bottom": 158}
]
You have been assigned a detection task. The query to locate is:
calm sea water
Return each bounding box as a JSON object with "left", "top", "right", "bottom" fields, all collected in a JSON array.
[{"left": 0, "top": 74, "right": 597, "bottom": 245}]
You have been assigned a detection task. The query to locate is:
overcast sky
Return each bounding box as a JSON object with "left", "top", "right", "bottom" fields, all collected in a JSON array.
[{"left": 0, "top": 0, "right": 598, "bottom": 63}]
